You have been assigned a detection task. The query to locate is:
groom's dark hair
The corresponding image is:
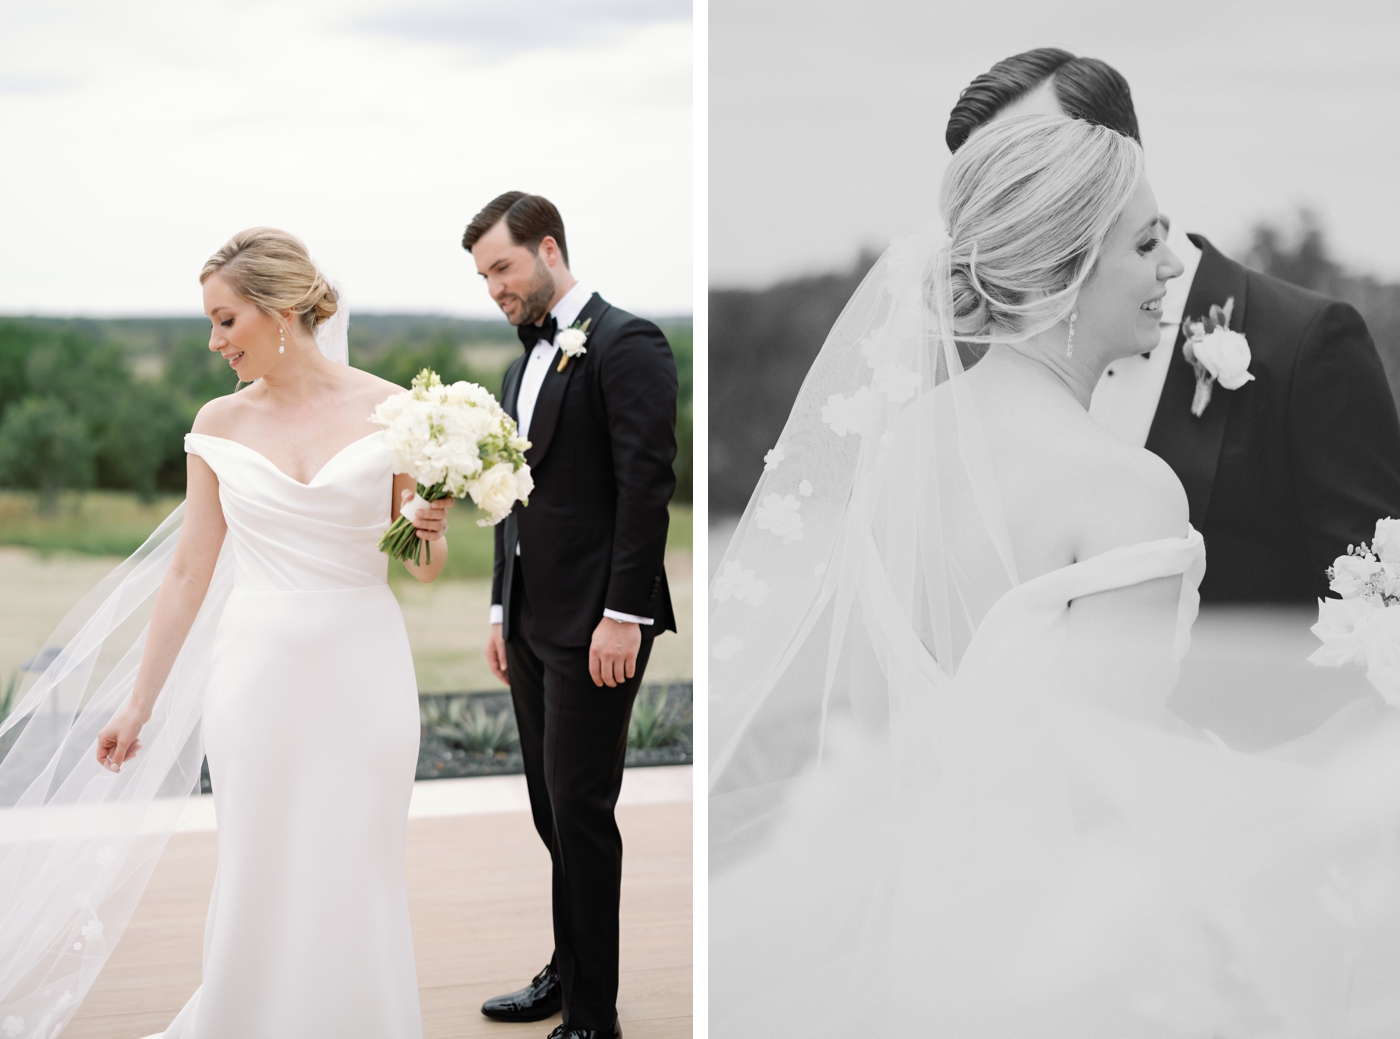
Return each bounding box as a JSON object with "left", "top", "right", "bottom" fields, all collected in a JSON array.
[
  {"left": 462, "top": 191, "right": 570, "bottom": 268},
  {"left": 945, "top": 47, "right": 1140, "bottom": 153}
]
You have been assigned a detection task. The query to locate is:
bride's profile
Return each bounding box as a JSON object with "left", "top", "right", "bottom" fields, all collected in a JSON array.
[
  {"left": 0, "top": 229, "right": 452, "bottom": 1036},
  {"left": 711, "top": 114, "right": 1400, "bottom": 1036}
]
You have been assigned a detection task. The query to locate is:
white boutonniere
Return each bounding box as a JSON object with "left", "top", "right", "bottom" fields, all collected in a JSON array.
[
  {"left": 556, "top": 317, "right": 591, "bottom": 372},
  {"left": 1182, "top": 296, "right": 1253, "bottom": 417}
]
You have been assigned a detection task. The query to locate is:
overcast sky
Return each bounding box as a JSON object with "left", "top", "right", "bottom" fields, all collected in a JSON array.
[
  {"left": 0, "top": 0, "right": 691, "bottom": 317},
  {"left": 712, "top": 0, "right": 1400, "bottom": 287}
]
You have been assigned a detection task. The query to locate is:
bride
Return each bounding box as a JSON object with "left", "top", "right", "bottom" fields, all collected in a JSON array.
[
  {"left": 711, "top": 115, "right": 1400, "bottom": 1036},
  {"left": 0, "top": 229, "right": 452, "bottom": 1037}
]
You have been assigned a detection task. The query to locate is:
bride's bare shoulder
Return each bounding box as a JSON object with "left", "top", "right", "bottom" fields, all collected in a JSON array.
[
  {"left": 189, "top": 390, "right": 247, "bottom": 438},
  {"left": 345, "top": 367, "right": 404, "bottom": 406},
  {"left": 1076, "top": 437, "right": 1189, "bottom": 556}
]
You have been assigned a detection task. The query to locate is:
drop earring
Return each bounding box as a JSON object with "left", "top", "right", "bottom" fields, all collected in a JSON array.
[
  {"left": 1066, "top": 311, "right": 1078, "bottom": 358},
  {"left": 279, "top": 327, "right": 286, "bottom": 354}
]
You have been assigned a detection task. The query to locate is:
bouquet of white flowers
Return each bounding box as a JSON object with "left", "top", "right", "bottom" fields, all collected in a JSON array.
[
  {"left": 371, "top": 369, "right": 533, "bottom": 564},
  {"left": 1309, "top": 517, "right": 1400, "bottom": 704}
]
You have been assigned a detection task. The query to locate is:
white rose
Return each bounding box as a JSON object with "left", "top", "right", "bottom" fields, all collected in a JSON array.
[
  {"left": 1372, "top": 517, "right": 1400, "bottom": 564},
  {"left": 557, "top": 327, "right": 588, "bottom": 357},
  {"left": 470, "top": 461, "right": 523, "bottom": 522},
  {"left": 1330, "top": 554, "right": 1383, "bottom": 598},
  {"left": 1190, "top": 328, "right": 1254, "bottom": 391}
]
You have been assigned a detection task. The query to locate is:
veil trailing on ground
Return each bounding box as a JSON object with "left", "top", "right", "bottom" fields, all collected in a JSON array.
[
  {"left": 709, "top": 224, "right": 1024, "bottom": 870},
  {"left": 0, "top": 288, "right": 349, "bottom": 1033}
]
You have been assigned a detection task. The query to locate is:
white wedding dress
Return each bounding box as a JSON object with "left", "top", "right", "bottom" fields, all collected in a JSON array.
[
  {"left": 148, "top": 430, "right": 422, "bottom": 1037},
  {"left": 713, "top": 529, "right": 1400, "bottom": 1036},
  {"left": 710, "top": 222, "right": 1400, "bottom": 1037},
  {"left": 0, "top": 302, "right": 425, "bottom": 1037}
]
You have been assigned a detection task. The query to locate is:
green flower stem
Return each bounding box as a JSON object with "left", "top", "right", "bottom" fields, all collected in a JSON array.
[{"left": 378, "top": 483, "right": 455, "bottom": 566}]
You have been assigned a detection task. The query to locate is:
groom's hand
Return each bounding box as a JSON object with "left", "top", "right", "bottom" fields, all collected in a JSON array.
[
  {"left": 590, "top": 617, "right": 640, "bottom": 688},
  {"left": 486, "top": 624, "right": 509, "bottom": 685}
]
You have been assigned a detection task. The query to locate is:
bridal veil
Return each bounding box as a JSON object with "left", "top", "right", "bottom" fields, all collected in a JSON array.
[{"left": 709, "top": 116, "right": 1141, "bottom": 868}]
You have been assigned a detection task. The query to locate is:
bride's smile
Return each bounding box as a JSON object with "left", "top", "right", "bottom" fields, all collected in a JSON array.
[{"left": 1069, "top": 174, "right": 1184, "bottom": 364}]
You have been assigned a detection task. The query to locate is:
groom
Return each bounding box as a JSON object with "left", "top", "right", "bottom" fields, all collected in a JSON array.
[
  {"left": 947, "top": 48, "right": 1400, "bottom": 602},
  {"left": 463, "top": 192, "right": 678, "bottom": 1039}
]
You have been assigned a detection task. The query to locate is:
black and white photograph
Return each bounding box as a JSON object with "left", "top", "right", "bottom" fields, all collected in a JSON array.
[
  {"left": 709, "top": 2, "right": 1400, "bottom": 1035},
  {"left": 0, "top": 3, "right": 692, "bottom": 1038}
]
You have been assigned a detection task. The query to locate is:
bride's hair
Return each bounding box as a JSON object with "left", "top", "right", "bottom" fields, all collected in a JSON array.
[
  {"left": 941, "top": 114, "right": 1142, "bottom": 344},
  {"left": 200, "top": 228, "right": 339, "bottom": 331}
]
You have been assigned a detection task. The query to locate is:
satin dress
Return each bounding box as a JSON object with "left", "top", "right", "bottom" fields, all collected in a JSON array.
[
  {"left": 158, "top": 430, "right": 422, "bottom": 1038},
  {"left": 714, "top": 531, "right": 1400, "bottom": 1038}
]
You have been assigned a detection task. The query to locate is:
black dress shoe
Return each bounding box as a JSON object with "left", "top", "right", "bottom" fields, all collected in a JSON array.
[
  {"left": 546, "top": 1017, "right": 621, "bottom": 1039},
  {"left": 481, "top": 961, "right": 562, "bottom": 1022}
]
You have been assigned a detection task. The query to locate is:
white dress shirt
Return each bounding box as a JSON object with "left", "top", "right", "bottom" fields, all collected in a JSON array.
[
  {"left": 490, "top": 283, "right": 654, "bottom": 627},
  {"left": 1088, "top": 222, "right": 1203, "bottom": 447}
]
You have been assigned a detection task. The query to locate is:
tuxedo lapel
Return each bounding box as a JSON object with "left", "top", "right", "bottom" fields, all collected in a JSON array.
[
  {"left": 524, "top": 293, "right": 611, "bottom": 468},
  {"left": 1144, "top": 235, "right": 1249, "bottom": 528},
  {"left": 502, "top": 354, "right": 526, "bottom": 423}
]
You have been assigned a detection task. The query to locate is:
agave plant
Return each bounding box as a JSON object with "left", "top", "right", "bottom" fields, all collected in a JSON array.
[
  {"left": 422, "top": 697, "right": 519, "bottom": 755},
  {"left": 628, "top": 686, "right": 691, "bottom": 750}
]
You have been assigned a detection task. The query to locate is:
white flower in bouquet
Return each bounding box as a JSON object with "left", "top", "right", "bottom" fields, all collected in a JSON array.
[
  {"left": 472, "top": 460, "right": 534, "bottom": 524},
  {"left": 1312, "top": 516, "right": 1400, "bottom": 705},
  {"left": 371, "top": 368, "right": 532, "bottom": 564},
  {"left": 1373, "top": 517, "right": 1400, "bottom": 564},
  {"left": 1330, "top": 554, "right": 1385, "bottom": 600}
]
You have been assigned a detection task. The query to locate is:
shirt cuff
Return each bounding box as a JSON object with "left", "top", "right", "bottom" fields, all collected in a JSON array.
[
  {"left": 603, "top": 608, "right": 653, "bottom": 626},
  {"left": 489, "top": 604, "right": 503, "bottom": 625}
]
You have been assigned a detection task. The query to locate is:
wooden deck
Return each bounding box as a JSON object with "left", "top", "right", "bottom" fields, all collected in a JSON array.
[{"left": 64, "top": 794, "right": 692, "bottom": 1038}]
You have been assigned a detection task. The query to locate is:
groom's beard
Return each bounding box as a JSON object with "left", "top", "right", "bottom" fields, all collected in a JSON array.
[{"left": 505, "top": 257, "right": 558, "bottom": 327}]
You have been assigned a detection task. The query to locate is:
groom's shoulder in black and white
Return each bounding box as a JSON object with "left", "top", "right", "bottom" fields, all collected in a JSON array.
[{"left": 1189, "top": 231, "right": 1395, "bottom": 433}]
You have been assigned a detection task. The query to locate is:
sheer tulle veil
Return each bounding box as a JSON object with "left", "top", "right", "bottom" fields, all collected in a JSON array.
[
  {"left": 709, "top": 223, "right": 1012, "bottom": 869},
  {"left": 0, "top": 283, "right": 348, "bottom": 1030},
  {"left": 709, "top": 116, "right": 1142, "bottom": 872}
]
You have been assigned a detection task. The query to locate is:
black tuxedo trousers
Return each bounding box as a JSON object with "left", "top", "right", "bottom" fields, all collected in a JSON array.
[{"left": 506, "top": 557, "right": 652, "bottom": 1030}]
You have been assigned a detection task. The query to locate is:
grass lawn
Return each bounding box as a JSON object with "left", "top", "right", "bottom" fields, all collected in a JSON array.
[
  {"left": 0, "top": 490, "right": 694, "bottom": 578},
  {"left": 0, "top": 491, "right": 185, "bottom": 556}
]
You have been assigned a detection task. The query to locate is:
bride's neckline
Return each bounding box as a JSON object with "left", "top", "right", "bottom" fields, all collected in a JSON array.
[{"left": 187, "top": 430, "right": 384, "bottom": 487}]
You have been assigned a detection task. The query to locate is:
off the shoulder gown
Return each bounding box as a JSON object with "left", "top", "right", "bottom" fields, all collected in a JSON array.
[
  {"left": 713, "top": 530, "right": 1400, "bottom": 1038},
  {"left": 154, "top": 430, "right": 423, "bottom": 1037}
]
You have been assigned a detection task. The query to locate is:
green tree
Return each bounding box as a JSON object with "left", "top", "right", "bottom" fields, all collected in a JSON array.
[
  {"left": 658, "top": 321, "right": 693, "bottom": 503},
  {"left": 0, "top": 396, "right": 96, "bottom": 499},
  {"left": 364, "top": 336, "right": 499, "bottom": 396},
  {"left": 161, "top": 332, "right": 240, "bottom": 407}
]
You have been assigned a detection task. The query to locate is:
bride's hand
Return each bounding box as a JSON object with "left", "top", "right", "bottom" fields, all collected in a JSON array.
[
  {"left": 402, "top": 490, "right": 454, "bottom": 541},
  {"left": 96, "top": 701, "right": 150, "bottom": 773}
]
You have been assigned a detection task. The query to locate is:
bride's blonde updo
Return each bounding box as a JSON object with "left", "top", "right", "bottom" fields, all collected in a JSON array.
[
  {"left": 200, "top": 228, "right": 339, "bottom": 332},
  {"left": 939, "top": 114, "right": 1143, "bottom": 343}
]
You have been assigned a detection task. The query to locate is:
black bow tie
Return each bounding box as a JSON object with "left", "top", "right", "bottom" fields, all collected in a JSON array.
[{"left": 517, "top": 315, "right": 558, "bottom": 351}]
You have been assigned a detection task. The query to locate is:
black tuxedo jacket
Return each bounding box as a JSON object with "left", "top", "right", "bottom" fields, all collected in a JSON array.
[
  {"left": 1144, "top": 235, "right": 1400, "bottom": 602},
  {"left": 492, "top": 292, "right": 679, "bottom": 646}
]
